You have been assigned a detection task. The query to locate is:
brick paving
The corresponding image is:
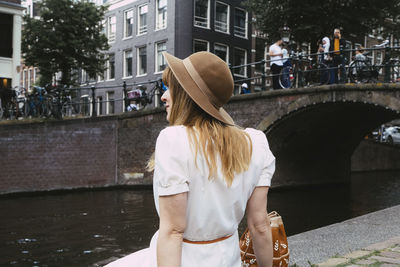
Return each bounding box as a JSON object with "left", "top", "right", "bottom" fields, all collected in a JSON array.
[{"left": 315, "top": 236, "right": 400, "bottom": 266}]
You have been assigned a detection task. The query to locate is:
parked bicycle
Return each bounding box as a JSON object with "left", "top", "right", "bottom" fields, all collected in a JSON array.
[
  {"left": 125, "top": 81, "right": 163, "bottom": 112},
  {"left": 348, "top": 41, "right": 400, "bottom": 83},
  {"left": 279, "top": 51, "right": 330, "bottom": 88},
  {"left": 0, "top": 87, "right": 17, "bottom": 120}
]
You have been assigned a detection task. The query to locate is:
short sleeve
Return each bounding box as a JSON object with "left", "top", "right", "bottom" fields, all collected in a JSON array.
[
  {"left": 254, "top": 131, "right": 276, "bottom": 187},
  {"left": 154, "top": 127, "right": 189, "bottom": 196}
]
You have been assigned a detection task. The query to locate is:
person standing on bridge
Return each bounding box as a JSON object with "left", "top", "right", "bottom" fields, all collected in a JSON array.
[
  {"left": 269, "top": 39, "right": 284, "bottom": 89},
  {"left": 330, "top": 28, "right": 347, "bottom": 83},
  {"left": 105, "top": 51, "right": 276, "bottom": 267}
]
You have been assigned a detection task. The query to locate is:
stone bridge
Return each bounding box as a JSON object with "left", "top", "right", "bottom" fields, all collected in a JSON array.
[
  {"left": 1, "top": 84, "right": 400, "bottom": 194},
  {"left": 226, "top": 83, "right": 400, "bottom": 187}
]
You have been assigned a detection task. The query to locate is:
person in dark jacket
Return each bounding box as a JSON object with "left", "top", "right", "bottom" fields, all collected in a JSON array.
[{"left": 329, "top": 28, "right": 347, "bottom": 83}]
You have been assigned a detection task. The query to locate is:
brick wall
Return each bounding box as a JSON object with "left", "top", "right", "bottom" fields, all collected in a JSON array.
[{"left": 0, "top": 109, "right": 168, "bottom": 194}]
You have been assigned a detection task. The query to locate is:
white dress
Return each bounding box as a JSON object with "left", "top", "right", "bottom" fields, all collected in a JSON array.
[{"left": 105, "top": 126, "right": 276, "bottom": 267}]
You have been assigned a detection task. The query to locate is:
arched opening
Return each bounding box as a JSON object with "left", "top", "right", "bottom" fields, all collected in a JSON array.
[{"left": 264, "top": 101, "right": 399, "bottom": 187}]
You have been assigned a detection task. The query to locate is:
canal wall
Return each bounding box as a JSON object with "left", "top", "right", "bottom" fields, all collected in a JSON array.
[
  {"left": 0, "top": 109, "right": 168, "bottom": 194},
  {"left": 1, "top": 110, "right": 400, "bottom": 194},
  {"left": 351, "top": 139, "right": 400, "bottom": 172}
]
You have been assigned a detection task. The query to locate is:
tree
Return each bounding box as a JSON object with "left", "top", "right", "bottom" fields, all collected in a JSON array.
[
  {"left": 244, "top": 0, "right": 400, "bottom": 50},
  {"left": 22, "top": 0, "right": 109, "bottom": 87}
]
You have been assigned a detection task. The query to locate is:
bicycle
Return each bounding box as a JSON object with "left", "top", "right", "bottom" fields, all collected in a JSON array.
[
  {"left": 348, "top": 40, "right": 400, "bottom": 83},
  {"left": 279, "top": 51, "right": 330, "bottom": 88},
  {"left": 0, "top": 87, "right": 17, "bottom": 120},
  {"left": 125, "top": 81, "right": 163, "bottom": 112}
]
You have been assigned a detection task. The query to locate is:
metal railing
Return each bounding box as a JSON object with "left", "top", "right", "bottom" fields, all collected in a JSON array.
[
  {"left": 0, "top": 79, "right": 163, "bottom": 121},
  {"left": 230, "top": 44, "right": 400, "bottom": 93},
  {"left": 2, "top": 45, "right": 399, "bottom": 121}
]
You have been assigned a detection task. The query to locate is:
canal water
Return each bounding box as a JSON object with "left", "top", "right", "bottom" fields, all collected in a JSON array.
[{"left": 1, "top": 171, "right": 400, "bottom": 266}]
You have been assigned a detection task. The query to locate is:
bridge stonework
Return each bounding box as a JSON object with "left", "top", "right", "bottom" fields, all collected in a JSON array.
[{"left": 1, "top": 84, "right": 400, "bottom": 194}]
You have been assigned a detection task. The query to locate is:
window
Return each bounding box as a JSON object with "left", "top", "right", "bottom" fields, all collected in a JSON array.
[
  {"left": 81, "top": 69, "right": 88, "bottom": 84},
  {"left": 138, "top": 4, "right": 148, "bottom": 35},
  {"left": 214, "top": 43, "right": 228, "bottom": 63},
  {"left": 156, "top": 0, "right": 167, "bottom": 30},
  {"left": 0, "top": 13, "right": 13, "bottom": 57},
  {"left": 107, "top": 54, "right": 115, "bottom": 80},
  {"left": 124, "top": 50, "right": 133, "bottom": 77},
  {"left": 215, "top": 2, "right": 229, "bottom": 33},
  {"left": 24, "top": 70, "right": 28, "bottom": 89},
  {"left": 97, "top": 96, "right": 103, "bottom": 115},
  {"left": 234, "top": 8, "right": 247, "bottom": 38},
  {"left": 29, "top": 69, "right": 34, "bottom": 87},
  {"left": 98, "top": 56, "right": 106, "bottom": 82},
  {"left": 124, "top": 9, "right": 134, "bottom": 38},
  {"left": 137, "top": 46, "right": 147, "bottom": 76},
  {"left": 193, "top": 39, "right": 209, "bottom": 52},
  {"left": 234, "top": 47, "right": 247, "bottom": 77},
  {"left": 106, "top": 91, "right": 115, "bottom": 114},
  {"left": 194, "top": 0, "right": 209, "bottom": 28},
  {"left": 156, "top": 42, "right": 167, "bottom": 73},
  {"left": 108, "top": 16, "right": 116, "bottom": 42}
]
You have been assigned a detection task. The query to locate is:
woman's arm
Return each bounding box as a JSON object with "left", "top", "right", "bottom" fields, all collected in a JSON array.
[
  {"left": 157, "top": 192, "right": 188, "bottom": 267},
  {"left": 246, "top": 186, "right": 273, "bottom": 267}
]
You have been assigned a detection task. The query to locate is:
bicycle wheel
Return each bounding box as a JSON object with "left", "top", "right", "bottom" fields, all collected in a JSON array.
[
  {"left": 391, "top": 62, "right": 400, "bottom": 83},
  {"left": 348, "top": 61, "right": 357, "bottom": 83},
  {"left": 279, "top": 66, "right": 295, "bottom": 88}
]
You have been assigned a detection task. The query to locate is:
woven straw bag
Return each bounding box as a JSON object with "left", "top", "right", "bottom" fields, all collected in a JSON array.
[{"left": 239, "top": 211, "right": 289, "bottom": 267}]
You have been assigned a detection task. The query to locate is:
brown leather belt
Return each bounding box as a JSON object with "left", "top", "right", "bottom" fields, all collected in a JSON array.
[{"left": 183, "top": 234, "right": 232, "bottom": 244}]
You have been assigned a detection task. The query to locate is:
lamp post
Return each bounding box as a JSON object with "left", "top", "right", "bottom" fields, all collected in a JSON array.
[{"left": 279, "top": 25, "right": 291, "bottom": 43}]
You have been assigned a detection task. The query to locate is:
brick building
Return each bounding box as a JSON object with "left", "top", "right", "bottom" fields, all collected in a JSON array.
[{"left": 79, "top": 0, "right": 255, "bottom": 116}]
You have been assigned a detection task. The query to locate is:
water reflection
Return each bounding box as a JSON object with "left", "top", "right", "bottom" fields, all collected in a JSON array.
[{"left": 0, "top": 171, "right": 399, "bottom": 266}]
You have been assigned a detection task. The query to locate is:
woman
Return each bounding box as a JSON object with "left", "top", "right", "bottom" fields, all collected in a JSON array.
[{"left": 106, "top": 51, "right": 276, "bottom": 267}]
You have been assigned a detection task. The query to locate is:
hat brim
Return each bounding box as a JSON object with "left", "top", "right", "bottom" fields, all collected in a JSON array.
[{"left": 163, "top": 52, "right": 234, "bottom": 126}]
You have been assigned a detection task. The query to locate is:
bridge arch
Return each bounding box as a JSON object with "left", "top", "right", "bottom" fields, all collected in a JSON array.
[{"left": 242, "top": 85, "right": 400, "bottom": 188}]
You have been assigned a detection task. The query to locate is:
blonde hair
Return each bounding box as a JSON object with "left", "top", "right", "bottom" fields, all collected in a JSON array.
[{"left": 148, "top": 67, "right": 252, "bottom": 187}]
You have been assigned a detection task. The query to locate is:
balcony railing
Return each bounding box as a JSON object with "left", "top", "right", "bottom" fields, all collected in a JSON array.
[
  {"left": 234, "top": 26, "right": 246, "bottom": 38},
  {"left": 215, "top": 20, "right": 228, "bottom": 33},
  {"left": 194, "top": 16, "right": 208, "bottom": 28}
]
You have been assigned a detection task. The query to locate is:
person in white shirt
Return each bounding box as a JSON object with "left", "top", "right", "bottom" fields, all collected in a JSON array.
[
  {"left": 269, "top": 39, "right": 284, "bottom": 89},
  {"left": 105, "top": 51, "right": 275, "bottom": 267}
]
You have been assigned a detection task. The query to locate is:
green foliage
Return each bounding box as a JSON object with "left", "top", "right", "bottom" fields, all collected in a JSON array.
[
  {"left": 244, "top": 0, "right": 400, "bottom": 47},
  {"left": 22, "top": 0, "right": 109, "bottom": 87}
]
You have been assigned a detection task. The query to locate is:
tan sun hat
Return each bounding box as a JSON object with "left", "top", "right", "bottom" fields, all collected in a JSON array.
[{"left": 162, "top": 51, "right": 235, "bottom": 125}]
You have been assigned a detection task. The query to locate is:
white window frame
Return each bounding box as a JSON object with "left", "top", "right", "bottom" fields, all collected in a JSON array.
[
  {"left": 81, "top": 69, "right": 88, "bottom": 84},
  {"left": 193, "top": 39, "right": 209, "bottom": 52},
  {"left": 137, "top": 46, "right": 147, "bottom": 77},
  {"left": 155, "top": 41, "right": 167, "bottom": 73},
  {"left": 107, "top": 53, "right": 115, "bottom": 81},
  {"left": 156, "top": 0, "right": 167, "bottom": 30},
  {"left": 108, "top": 15, "right": 116, "bottom": 42},
  {"left": 233, "top": 47, "right": 247, "bottom": 77},
  {"left": 106, "top": 91, "right": 115, "bottom": 115},
  {"left": 214, "top": 43, "right": 229, "bottom": 64},
  {"left": 96, "top": 96, "right": 103, "bottom": 116},
  {"left": 137, "top": 4, "right": 148, "bottom": 36},
  {"left": 234, "top": 7, "right": 248, "bottom": 39},
  {"left": 123, "top": 9, "right": 134, "bottom": 39},
  {"left": 194, "top": 0, "right": 210, "bottom": 29},
  {"left": 215, "top": 1, "right": 229, "bottom": 34},
  {"left": 123, "top": 49, "right": 133, "bottom": 78}
]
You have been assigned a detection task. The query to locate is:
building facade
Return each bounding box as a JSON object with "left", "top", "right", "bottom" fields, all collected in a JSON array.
[
  {"left": 81, "top": 0, "right": 253, "bottom": 116},
  {"left": 0, "top": 0, "right": 24, "bottom": 89}
]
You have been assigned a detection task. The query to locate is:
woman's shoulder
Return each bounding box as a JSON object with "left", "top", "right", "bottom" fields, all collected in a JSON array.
[
  {"left": 156, "top": 126, "right": 189, "bottom": 147},
  {"left": 244, "top": 128, "right": 269, "bottom": 146},
  {"left": 159, "top": 125, "right": 186, "bottom": 136}
]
